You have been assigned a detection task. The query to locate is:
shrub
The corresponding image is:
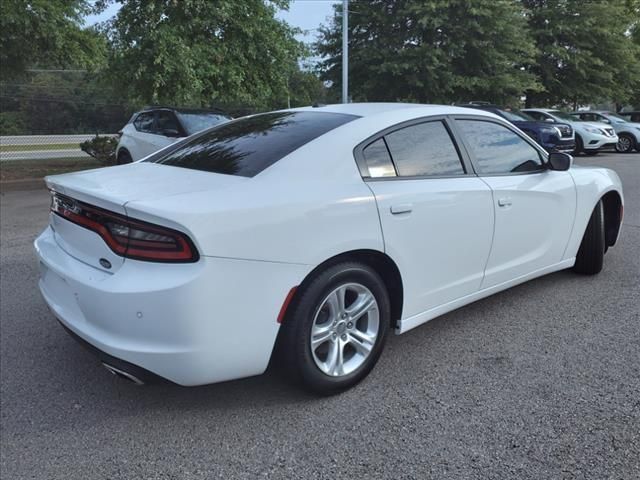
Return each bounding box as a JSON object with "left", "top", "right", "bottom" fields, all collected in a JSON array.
[{"left": 80, "top": 135, "right": 118, "bottom": 165}]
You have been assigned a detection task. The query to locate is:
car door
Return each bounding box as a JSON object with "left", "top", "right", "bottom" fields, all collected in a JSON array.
[
  {"left": 357, "top": 118, "right": 495, "bottom": 320},
  {"left": 152, "top": 110, "right": 185, "bottom": 151},
  {"left": 453, "top": 118, "right": 576, "bottom": 288},
  {"left": 131, "top": 111, "right": 161, "bottom": 159}
]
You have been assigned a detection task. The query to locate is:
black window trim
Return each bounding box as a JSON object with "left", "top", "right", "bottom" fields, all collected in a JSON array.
[
  {"left": 448, "top": 114, "right": 551, "bottom": 177},
  {"left": 353, "top": 115, "right": 474, "bottom": 181}
]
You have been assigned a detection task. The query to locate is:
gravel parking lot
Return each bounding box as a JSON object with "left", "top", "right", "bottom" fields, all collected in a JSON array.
[{"left": 1, "top": 153, "right": 638, "bottom": 479}]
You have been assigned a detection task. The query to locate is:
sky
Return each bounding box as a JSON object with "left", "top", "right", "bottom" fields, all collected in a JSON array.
[{"left": 85, "top": 0, "right": 338, "bottom": 46}]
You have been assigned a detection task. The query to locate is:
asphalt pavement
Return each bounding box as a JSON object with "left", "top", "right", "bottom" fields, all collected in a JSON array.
[{"left": 1, "top": 152, "right": 639, "bottom": 479}]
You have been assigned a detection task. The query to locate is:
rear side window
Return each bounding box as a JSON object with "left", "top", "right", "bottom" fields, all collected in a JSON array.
[
  {"left": 362, "top": 138, "right": 395, "bottom": 177},
  {"left": 148, "top": 111, "right": 358, "bottom": 177},
  {"left": 134, "top": 112, "right": 155, "bottom": 133},
  {"left": 456, "top": 120, "right": 543, "bottom": 174},
  {"left": 384, "top": 121, "right": 465, "bottom": 177}
]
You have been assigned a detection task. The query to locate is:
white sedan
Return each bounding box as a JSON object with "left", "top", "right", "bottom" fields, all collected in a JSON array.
[{"left": 35, "top": 103, "right": 624, "bottom": 394}]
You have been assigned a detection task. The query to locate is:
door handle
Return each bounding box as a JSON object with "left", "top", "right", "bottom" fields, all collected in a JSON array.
[
  {"left": 390, "top": 203, "right": 413, "bottom": 215},
  {"left": 497, "top": 197, "right": 512, "bottom": 207}
]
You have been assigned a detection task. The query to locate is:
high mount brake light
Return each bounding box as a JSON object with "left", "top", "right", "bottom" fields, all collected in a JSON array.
[{"left": 50, "top": 192, "right": 199, "bottom": 263}]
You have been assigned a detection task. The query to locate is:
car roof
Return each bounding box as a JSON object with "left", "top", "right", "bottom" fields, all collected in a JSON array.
[
  {"left": 290, "top": 102, "right": 498, "bottom": 119},
  {"left": 139, "top": 106, "right": 230, "bottom": 115},
  {"left": 523, "top": 108, "right": 555, "bottom": 112}
]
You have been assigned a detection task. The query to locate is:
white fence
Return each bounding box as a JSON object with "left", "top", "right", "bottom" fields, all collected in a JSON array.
[{"left": 0, "top": 134, "right": 116, "bottom": 162}]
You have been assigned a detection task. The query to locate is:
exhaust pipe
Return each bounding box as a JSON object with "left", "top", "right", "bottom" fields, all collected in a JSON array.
[{"left": 102, "top": 363, "right": 145, "bottom": 385}]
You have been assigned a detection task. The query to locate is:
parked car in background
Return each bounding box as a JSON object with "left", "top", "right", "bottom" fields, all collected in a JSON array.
[
  {"left": 570, "top": 111, "right": 640, "bottom": 153},
  {"left": 116, "top": 107, "right": 232, "bottom": 163},
  {"left": 459, "top": 103, "right": 575, "bottom": 153},
  {"left": 36, "top": 103, "right": 623, "bottom": 394},
  {"left": 618, "top": 111, "right": 640, "bottom": 123},
  {"left": 523, "top": 108, "right": 618, "bottom": 155}
]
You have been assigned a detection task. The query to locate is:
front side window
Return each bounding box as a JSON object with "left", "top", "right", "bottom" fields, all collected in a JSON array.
[
  {"left": 383, "top": 121, "right": 465, "bottom": 177},
  {"left": 456, "top": 120, "right": 544, "bottom": 175},
  {"left": 147, "top": 111, "right": 358, "bottom": 177},
  {"left": 134, "top": 112, "right": 155, "bottom": 133}
]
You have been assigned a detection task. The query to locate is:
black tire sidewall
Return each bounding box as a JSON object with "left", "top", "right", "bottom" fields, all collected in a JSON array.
[{"left": 287, "top": 262, "right": 390, "bottom": 394}]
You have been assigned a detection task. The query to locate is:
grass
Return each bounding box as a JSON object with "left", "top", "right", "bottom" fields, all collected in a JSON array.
[
  {"left": 0, "top": 143, "right": 81, "bottom": 153},
  {"left": 0, "top": 158, "right": 104, "bottom": 182}
]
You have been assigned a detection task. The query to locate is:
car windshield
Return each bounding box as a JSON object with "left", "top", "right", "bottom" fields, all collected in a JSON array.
[
  {"left": 146, "top": 111, "right": 359, "bottom": 177},
  {"left": 499, "top": 109, "right": 535, "bottom": 122},
  {"left": 604, "top": 113, "right": 628, "bottom": 123},
  {"left": 549, "top": 111, "right": 577, "bottom": 121},
  {"left": 177, "top": 112, "right": 232, "bottom": 135}
]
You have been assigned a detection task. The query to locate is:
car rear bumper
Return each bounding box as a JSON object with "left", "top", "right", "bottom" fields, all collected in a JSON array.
[{"left": 35, "top": 226, "right": 310, "bottom": 386}]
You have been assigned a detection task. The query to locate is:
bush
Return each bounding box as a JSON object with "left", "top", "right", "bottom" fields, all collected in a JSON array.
[{"left": 80, "top": 135, "right": 118, "bottom": 165}]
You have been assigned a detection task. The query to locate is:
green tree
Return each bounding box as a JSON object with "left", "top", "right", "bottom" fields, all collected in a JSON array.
[
  {"left": 316, "top": 0, "right": 540, "bottom": 104},
  {"left": 0, "top": 0, "right": 107, "bottom": 80},
  {"left": 522, "top": 0, "right": 640, "bottom": 109},
  {"left": 102, "top": 0, "right": 305, "bottom": 109}
]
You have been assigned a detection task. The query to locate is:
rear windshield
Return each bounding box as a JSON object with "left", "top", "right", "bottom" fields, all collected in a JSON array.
[
  {"left": 147, "top": 111, "right": 359, "bottom": 177},
  {"left": 176, "top": 111, "right": 232, "bottom": 135}
]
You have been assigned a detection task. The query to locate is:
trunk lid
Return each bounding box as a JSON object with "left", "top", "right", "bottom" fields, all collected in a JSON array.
[{"left": 45, "top": 163, "right": 247, "bottom": 271}]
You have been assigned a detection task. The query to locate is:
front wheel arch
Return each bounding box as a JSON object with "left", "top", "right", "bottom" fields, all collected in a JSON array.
[{"left": 602, "top": 191, "right": 623, "bottom": 248}]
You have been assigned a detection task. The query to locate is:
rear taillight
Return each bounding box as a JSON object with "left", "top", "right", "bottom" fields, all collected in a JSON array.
[{"left": 50, "top": 192, "right": 198, "bottom": 263}]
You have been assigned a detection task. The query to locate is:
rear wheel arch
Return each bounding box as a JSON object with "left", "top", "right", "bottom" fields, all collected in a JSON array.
[
  {"left": 117, "top": 148, "right": 132, "bottom": 164},
  {"left": 282, "top": 249, "right": 404, "bottom": 330},
  {"left": 601, "top": 190, "right": 623, "bottom": 248}
]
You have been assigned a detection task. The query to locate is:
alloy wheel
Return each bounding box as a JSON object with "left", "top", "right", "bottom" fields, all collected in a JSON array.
[
  {"left": 310, "top": 283, "right": 379, "bottom": 377},
  {"left": 616, "top": 136, "right": 632, "bottom": 153}
]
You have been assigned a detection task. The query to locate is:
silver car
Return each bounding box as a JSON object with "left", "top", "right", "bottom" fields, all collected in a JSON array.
[{"left": 570, "top": 111, "right": 640, "bottom": 153}]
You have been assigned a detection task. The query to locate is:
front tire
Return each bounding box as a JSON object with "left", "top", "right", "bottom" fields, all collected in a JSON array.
[
  {"left": 279, "top": 262, "right": 390, "bottom": 395},
  {"left": 574, "top": 200, "right": 605, "bottom": 275},
  {"left": 573, "top": 135, "right": 583, "bottom": 155}
]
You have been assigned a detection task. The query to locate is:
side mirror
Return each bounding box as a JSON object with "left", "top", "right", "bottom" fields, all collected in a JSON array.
[{"left": 548, "top": 152, "right": 572, "bottom": 171}]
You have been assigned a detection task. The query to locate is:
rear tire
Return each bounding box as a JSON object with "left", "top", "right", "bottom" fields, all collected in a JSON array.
[
  {"left": 278, "top": 262, "right": 390, "bottom": 395},
  {"left": 574, "top": 200, "right": 605, "bottom": 275},
  {"left": 117, "top": 150, "right": 133, "bottom": 164},
  {"left": 615, "top": 133, "right": 635, "bottom": 153}
]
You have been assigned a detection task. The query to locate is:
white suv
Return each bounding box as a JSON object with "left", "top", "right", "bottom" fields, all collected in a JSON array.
[
  {"left": 570, "top": 111, "right": 640, "bottom": 154},
  {"left": 523, "top": 108, "right": 618, "bottom": 156},
  {"left": 116, "top": 107, "right": 231, "bottom": 163}
]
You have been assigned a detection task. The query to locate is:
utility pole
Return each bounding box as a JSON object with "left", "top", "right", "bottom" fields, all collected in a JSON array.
[{"left": 342, "top": 0, "right": 348, "bottom": 103}]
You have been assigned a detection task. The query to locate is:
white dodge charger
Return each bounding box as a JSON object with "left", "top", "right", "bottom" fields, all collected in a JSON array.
[{"left": 35, "top": 103, "right": 624, "bottom": 394}]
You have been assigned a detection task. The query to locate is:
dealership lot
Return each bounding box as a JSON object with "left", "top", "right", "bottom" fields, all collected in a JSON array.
[{"left": 1, "top": 153, "right": 639, "bottom": 479}]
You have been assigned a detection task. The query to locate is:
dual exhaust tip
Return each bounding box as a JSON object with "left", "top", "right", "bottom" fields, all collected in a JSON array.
[{"left": 102, "top": 362, "right": 145, "bottom": 385}]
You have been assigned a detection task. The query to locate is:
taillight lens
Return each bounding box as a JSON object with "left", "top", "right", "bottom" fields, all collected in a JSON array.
[{"left": 50, "top": 192, "right": 198, "bottom": 263}]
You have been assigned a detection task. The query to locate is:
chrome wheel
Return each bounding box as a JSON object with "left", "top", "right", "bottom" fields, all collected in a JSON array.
[
  {"left": 616, "top": 136, "right": 632, "bottom": 153},
  {"left": 310, "top": 283, "right": 380, "bottom": 377}
]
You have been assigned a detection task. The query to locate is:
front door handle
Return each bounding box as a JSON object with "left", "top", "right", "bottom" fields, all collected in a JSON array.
[
  {"left": 497, "top": 197, "right": 512, "bottom": 207},
  {"left": 390, "top": 203, "right": 413, "bottom": 215}
]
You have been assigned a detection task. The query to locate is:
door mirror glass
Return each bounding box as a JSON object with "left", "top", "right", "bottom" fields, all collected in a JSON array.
[{"left": 548, "top": 152, "right": 572, "bottom": 171}]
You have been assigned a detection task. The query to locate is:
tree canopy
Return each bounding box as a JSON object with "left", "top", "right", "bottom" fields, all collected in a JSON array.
[
  {"left": 0, "top": 0, "right": 107, "bottom": 81},
  {"left": 317, "top": 0, "right": 541, "bottom": 104},
  {"left": 101, "top": 0, "right": 308, "bottom": 109},
  {"left": 522, "top": 0, "right": 640, "bottom": 108}
]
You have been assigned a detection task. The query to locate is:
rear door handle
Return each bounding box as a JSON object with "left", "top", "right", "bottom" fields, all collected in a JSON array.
[
  {"left": 497, "top": 197, "right": 512, "bottom": 207},
  {"left": 390, "top": 203, "right": 413, "bottom": 215}
]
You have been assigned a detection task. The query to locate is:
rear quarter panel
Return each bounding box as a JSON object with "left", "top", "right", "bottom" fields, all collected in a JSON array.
[{"left": 124, "top": 121, "right": 388, "bottom": 266}]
